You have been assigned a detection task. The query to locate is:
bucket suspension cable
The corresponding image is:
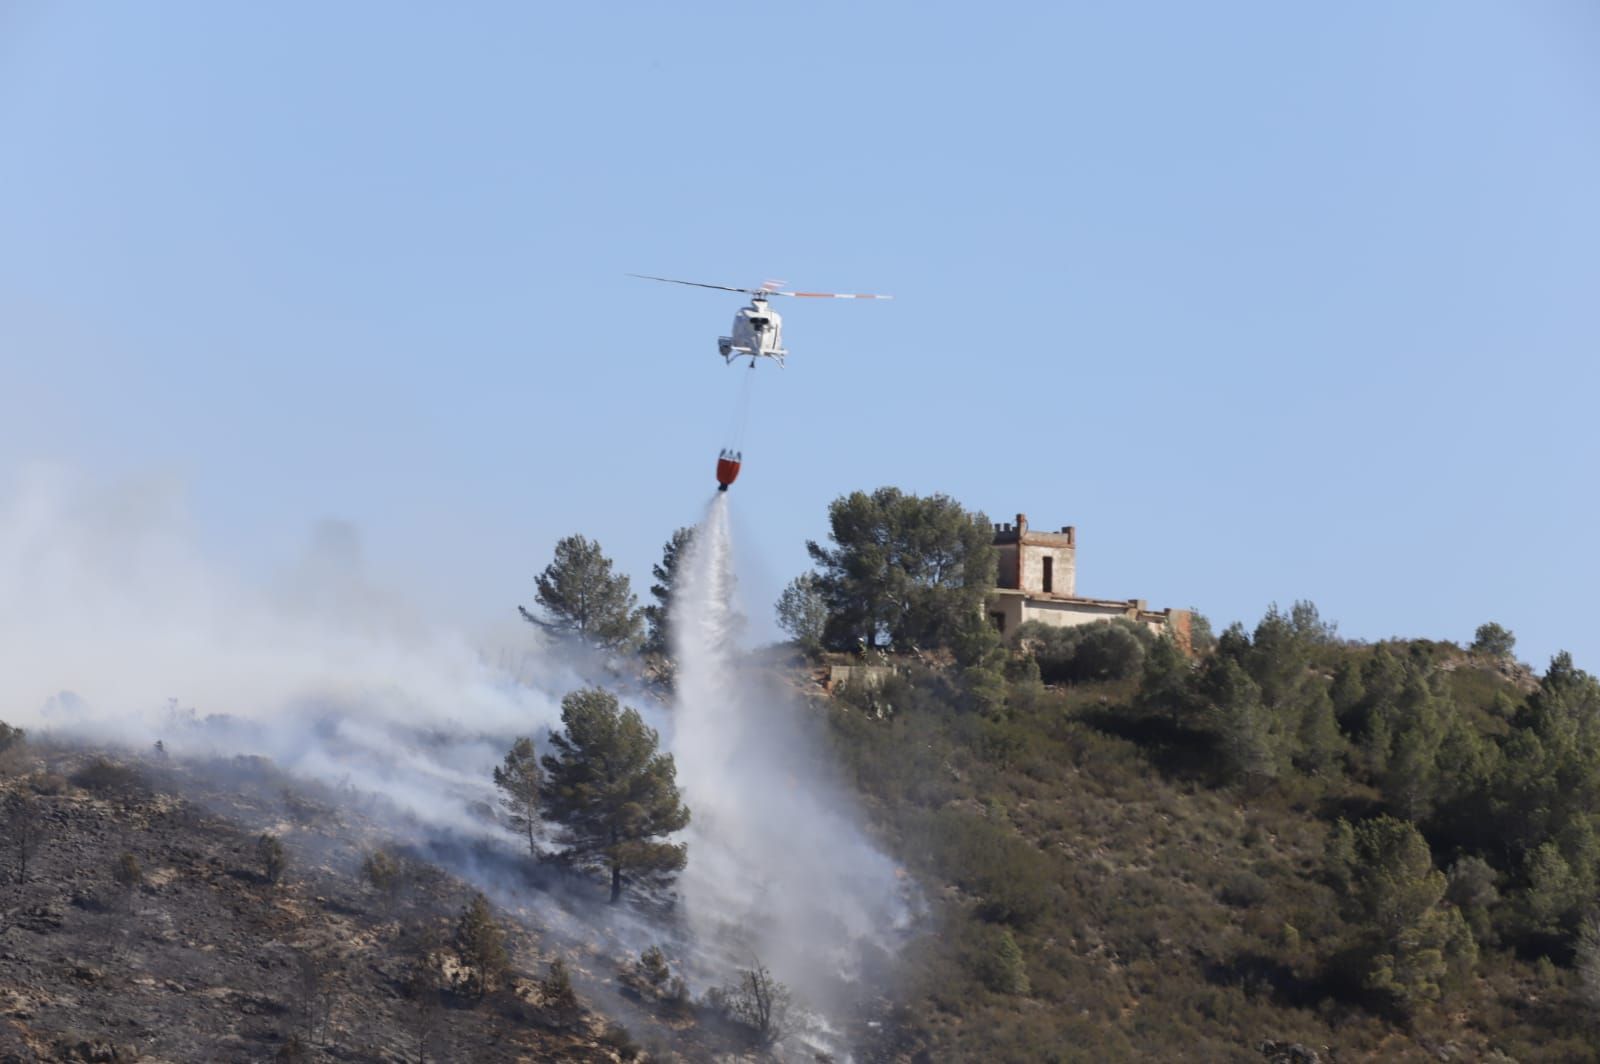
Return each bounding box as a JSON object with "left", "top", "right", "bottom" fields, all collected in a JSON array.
[
  {"left": 715, "top": 367, "right": 755, "bottom": 491},
  {"left": 724, "top": 367, "right": 755, "bottom": 452}
]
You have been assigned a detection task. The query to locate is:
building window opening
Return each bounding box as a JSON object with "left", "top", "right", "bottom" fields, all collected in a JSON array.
[
  {"left": 1043, "top": 556, "right": 1054, "bottom": 594},
  {"left": 990, "top": 612, "right": 1006, "bottom": 634}
]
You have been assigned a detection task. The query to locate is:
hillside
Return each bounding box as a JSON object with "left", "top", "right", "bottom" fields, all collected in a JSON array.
[
  {"left": 821, "top": 616, "right": 1595, "bottom": 1062},
  {"left": 0, "top": 746, "right": 766, "bottom": 1063},
  {"left": 3, "top": 611, "right": 1598, "bottom": 1062}
]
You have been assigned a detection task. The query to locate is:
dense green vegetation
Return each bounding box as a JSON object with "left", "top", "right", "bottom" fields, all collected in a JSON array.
[
  {"left": 523, "top": 485, "right": 1600, "bottom": 1057},
  {"left": 823, "top": 601, "right": 1600, "bottom": 1061},
  {"left": 806, "top": 486, "right": 997, "bottom": 652}
]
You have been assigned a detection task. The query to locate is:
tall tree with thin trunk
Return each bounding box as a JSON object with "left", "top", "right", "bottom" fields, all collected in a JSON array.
[
  {"left": 520, "top": 535, "right": 642, "bottom": 652},
  {"left": 493, "top": 737, "right": 542, "bottom": 856},
  {"left": 540, "top": 688, "right": 690, "bottom": 903}
]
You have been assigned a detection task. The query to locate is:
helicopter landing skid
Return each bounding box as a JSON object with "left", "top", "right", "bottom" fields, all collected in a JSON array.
[{"left": 718, "top": 342, "right": 786, "bottom": 369}]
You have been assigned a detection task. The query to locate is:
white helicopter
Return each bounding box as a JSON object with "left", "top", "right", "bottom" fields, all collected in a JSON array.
[{"left": 630, "top": 274, "right": 892, "bottom": 368}]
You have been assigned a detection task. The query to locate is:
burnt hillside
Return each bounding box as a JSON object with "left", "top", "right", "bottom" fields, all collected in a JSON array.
[{"left": 0, "top": 745, "right": 751, "bottom": 1064}]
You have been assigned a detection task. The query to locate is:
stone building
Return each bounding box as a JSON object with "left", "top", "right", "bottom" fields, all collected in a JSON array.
[{"left": 988, "top": 513, "right": 1191, "bottom": 649}]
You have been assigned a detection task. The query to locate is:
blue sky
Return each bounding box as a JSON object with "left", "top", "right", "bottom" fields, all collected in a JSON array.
[{"left": 2, "top": 2, "right": 1597, "bottom": 667}]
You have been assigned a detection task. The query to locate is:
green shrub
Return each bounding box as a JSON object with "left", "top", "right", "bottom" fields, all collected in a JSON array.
[
  {"left": 1017, "top": 619, "right": 1154, "bottom": 684},
  {"left": 922, "top": 807, "right": 1053, "bottom": 927},
  {"left": 1219, "top": 869, "right": 1269, "bottom": 909},
  {"left": 971, "top": 926, "right": 1030, "bottom": 994},
  {"left": 540, "top": 956, "right": 581, "bottom": 1029},
  {"left": 452, "top": 893, "right": 508, "bottom": 998}
]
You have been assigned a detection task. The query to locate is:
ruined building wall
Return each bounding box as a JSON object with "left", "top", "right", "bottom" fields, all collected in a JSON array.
[
  {"left": 988, "top": 511, "right": 1191, "bottom": 651},
  {"left": 991, "top": 514, "right": 1076, "bottom": 596}
]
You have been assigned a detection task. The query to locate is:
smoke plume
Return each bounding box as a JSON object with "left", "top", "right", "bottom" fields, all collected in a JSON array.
[{"left": 0, "top": 464, "right": 573, "bottom": 836}]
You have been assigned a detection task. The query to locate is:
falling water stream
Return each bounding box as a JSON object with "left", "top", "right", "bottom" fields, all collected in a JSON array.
[{"left": 669, "top": 494, "right": 911, "bottom": 1050}]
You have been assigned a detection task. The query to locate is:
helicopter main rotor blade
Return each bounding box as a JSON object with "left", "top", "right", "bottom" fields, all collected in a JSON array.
[
  {"left": 628, "top": 274, "right": 762, "bottom": 295},
  {"left": 768, "top": 290, "right": 894, "bottom": 300}
]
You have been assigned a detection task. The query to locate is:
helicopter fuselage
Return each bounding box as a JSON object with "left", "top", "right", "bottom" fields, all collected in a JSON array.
[{"left": 718, "top": 296, "right": 787, "bottom": 368}]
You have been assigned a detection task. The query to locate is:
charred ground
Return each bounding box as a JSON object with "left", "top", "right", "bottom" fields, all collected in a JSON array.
[{"left": 0, "top": 744, "right": 783, "bottom": 1063}]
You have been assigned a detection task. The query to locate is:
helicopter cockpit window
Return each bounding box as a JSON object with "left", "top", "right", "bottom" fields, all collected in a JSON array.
[{"left": 751, "top": 317, "right": 769, "bottom": 328}]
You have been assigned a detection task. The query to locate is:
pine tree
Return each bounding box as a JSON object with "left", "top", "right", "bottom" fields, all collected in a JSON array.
[
  {"left": 541, "top": 688, "right": 690, "bottom": 903},
  {"left": 1359, "top": 647, "right": 1407, "bottom": 726},
  {"left": 642, "top": 527, "right": 694, "bottom": 656},
  {"left": 774, "top": 573, "right": 828, "bottom": 657},
  {"left": 1203, "top": 657, "right": 1279, "bottom": 788},
  {"left": 1471, "top": 622, "right": 1516, "bottom": 660},
  {"left": 1521, "top": 842, "right": 1581, "bottom": 936},
  {"left": 1339, "top": 815, "right": 1476, "bottom": 1010},
  {"left": 1383, "top": 678, "right": 1447, "bottom": 822},
  {"left": 493, "top": 737, "right": 542, "bottom": 856},
  {"left": 1363, "top": 706, "right": 1394, "bottom": 780},
  {"left": 1433, "top": 713, "right": 1495, "bottom": 819},
  {"left": 1249, "top": 604, "right": 1311, "bottom": 710},
  {"left": 1294, "top": 681, "right": 1345, "bottom": 776},
  {"left": 805, "top": 487, "right": 996, "bottom": 651},
  {"left": 1135, "top": 634, "right": 1193, "bottom": 723},
  {"left": 1329, "top": 659, "right": 1366, "bottom": 731},
  {"left": 521, "top": 535, "right": 642, "bottom": 652},
  {"left": 1487, "top": 652, "right": 1600, "bottom": 867},
  {"left": 978, "top": 928, "right": 1031, "bottom": 995},
  {"left": 540, "top": 956, "right": 580, "bottom": 1028},
  {"left": 453, "top": 892, "right": 509, "bottom": 998}
]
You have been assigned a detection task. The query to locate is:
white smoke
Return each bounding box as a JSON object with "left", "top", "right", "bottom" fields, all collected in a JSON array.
[
  {"left": 671, "top": 494, "right": 909, "bottom": 1021},
  {"left": 0, "top": 464, "right": 574, "bottom": 836},
  {"left": 0, "top": 465, "right": 912, "bottom": 1053}
]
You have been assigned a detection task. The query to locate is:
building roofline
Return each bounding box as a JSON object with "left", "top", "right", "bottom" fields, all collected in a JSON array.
[{"left": 991, "top": 588, "right": 1145, "bottom": 610}]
